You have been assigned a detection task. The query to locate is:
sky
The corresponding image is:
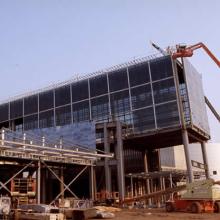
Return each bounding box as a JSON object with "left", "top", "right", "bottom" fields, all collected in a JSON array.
[{"left": 0, "top": 0, "right": 219, "bottom": 141}]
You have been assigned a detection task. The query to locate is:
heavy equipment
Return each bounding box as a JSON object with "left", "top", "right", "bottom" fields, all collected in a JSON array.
[
  {"left": 151, "top": 41, "right": 220, "bottom": 68},
  {"left": 165, "top": 179, "right": 220, "bottom": 213},
  {"left": 0, "top": 196, "right": 11, "bottom": 217}
]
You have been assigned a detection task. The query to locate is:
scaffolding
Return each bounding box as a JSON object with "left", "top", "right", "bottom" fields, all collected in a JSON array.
[{"left": 0, "top": 128, "right": 113, "bottom": 205}]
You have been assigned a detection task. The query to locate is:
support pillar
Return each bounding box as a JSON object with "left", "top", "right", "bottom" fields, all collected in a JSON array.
[
  {"left": 182, "top": 129, "right": 194, "bottom": 183},
  {"left": 169, "top": 173, "right": 173, "bottom": 200},
  {"left": 37, "top": 160, "right": 41, "bottom": 204},
  {"left": 60, "top": 167, "right": 64, "bottom": 200},
  {"left": 104, "top": 123, "right": 111, "bottom": 193},
  {"left": 41, "top": 168, "right": 47, "bottom": 203},
  {"left": 116, "top": 121, "right": 125, "bottom": 201},
  {"left": 201, "top": 141, "right": 210, "bottom": 179},
  {"left": 90, "top": 166, "right": 95, "bottom": 200},
  {"left": 130, "top": 175, "right": 133, "bottom": 198},
  {"left": 143, "top": 150, "right": 152, "bottom": 206}
]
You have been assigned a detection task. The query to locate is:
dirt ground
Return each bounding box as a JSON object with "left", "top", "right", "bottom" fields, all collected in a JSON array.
[{"left": 94, "top": 208, "right": 220, "bottom": 220}]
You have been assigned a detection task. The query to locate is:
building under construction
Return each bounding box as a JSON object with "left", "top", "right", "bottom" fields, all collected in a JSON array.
[{"left": 0, "top": 53, "right": 211, "bottom": 205}]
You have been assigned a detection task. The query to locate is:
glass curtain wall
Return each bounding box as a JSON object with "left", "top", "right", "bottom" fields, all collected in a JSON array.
[{"left": 0, "top": 55, "right": 180, "bottom": 133}]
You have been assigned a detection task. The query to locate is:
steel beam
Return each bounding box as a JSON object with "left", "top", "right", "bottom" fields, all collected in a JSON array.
[
  {"left": 41, "top": 161, "right": 77, "bottom": 198},
  {"left": 50, "top": 166, "right": 88, "bottom": 205},
  {"left": 0, "top": 161, "right": 34, "bottom": 191}
]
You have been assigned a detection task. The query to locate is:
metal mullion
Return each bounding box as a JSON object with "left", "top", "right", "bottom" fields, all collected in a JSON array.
[
  {"left": 132, "top": 105, "right": 154, "bottom": 112},
  {"left": 37, "top": 93, "right": 39, "bottom": 129},
  {"left": 53, "top": 89, "right": 56, "bottom": 127},
  {"left": 151, "top": 76, "right": 174, "bottom": 84},
  {"left": 106, "top": 72, "right": 112, "bottom": 121},
  {"left": 22, "top": 98, "right": 24, "bottom": 131},
  {"left": 148, "top": 61, "right": 158, "bottom": 129},
  {"left": 154, "top": 99, "right": 178, "bottom": 107},
  {"left": 129, "top": 81, "right": 151, "bottom": 90},
  {"left": 126, "top": 67, "right": 134, "bottom": 130},
  {"left": 70, "top": 84, "right": 73, "bottom": 124},
  {"left": 88, "top": 79, "right": 92, "bottom": 120}
]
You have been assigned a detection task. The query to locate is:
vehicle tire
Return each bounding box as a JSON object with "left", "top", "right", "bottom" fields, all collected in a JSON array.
[
  {"left": 166, "top": 202, "right": 175, "bottom": 212},
  {"left": 214, "top": 202, "right": 220, "bottom": 213},
  {"left": 191, "top": 202, "right": 202, "bottom": 213}
]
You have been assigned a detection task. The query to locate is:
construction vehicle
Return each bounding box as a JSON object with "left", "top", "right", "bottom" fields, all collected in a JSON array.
[
  {"left": 151, "top": 42, "right": 220, "bottom": 68},
  {"left": 165, "top": 179, "right": 220, "bottom": 213},
  {"left": 0, "top": 196, "right": 12, "bottom": 217},
  {"left": 15, "top": 204, "right": 65, "bottom": 220},
  {"left": 11, "top": 177, "right": 36, "bottom": 207}
]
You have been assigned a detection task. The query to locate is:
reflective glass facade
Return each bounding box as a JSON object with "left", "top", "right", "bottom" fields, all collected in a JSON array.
[{"left": 0, "top": 55, "right": 182, "bottom": 133}]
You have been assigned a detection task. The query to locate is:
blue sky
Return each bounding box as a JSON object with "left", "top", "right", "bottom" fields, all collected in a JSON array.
[{"left": 0, "top": 0, "right": 219, "bottom": 141}]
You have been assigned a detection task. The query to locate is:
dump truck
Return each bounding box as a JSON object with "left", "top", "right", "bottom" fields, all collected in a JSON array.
[{"left": 166, "top": 179, "right": 220, "bottom": 213}]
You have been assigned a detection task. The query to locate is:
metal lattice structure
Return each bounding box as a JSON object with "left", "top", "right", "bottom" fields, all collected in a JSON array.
[{"left": 0, "top": 128, "right": 113, "bottom": 165}]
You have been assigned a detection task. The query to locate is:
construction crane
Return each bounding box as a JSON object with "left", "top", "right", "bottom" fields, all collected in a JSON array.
[{"left": 205, "top": 96, "right": 220, "bottom": 123}]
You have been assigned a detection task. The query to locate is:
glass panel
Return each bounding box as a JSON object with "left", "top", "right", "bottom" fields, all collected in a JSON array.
[
  {"left": 150, "top": 56, "right": 173, "bottom": 81},
  {"left": 110, "top": 90, "right": 130, "bottom": 117},
  {"left": 55, "top": 105, "right": 71, "bottom": 126},
  {"left": 72, "top": 80, "right": 89, "bottom": 102},
  {"left": 155, "top": 102, "right": 180, "bottom": 128},
  {"left": 153, "top": 78, "right": 177, "bottom": 104},
  {"left": 131, "top": 84, "right": 152, "bottom": 110},
  {"left": 72, "top": 100, "right": 90, "bottom": 122},
  {"left": 55, "top": 85, "right": 71, "bottom": 107},
  {"left": 90, "top": 74, "right": 108, "bottom": 97},
  {"left": 10, "top": 99, "right": 23, "bottom": 119},
  {"left": 91, "top": 95, "right": 109, "bottom": 121},
  {"left": 39, "top": 110, "right": 54, "bottom": 128},
  {"left": 183, "top": 59, "right": 210, "bottom": 134},
  {"left": 108, "top": 69, "right": 128, "bottom": 92},
  {"left": 0, "top": 104, "right": 9, "bottom": 122},
  {"left": 39, "top": 90, "right": 54, "bottom": 111},
  {"left": 133, "top": 107, "right": 155, "bottom": 132},
  {"left": 24, "top": 114, "right": 38, "bottom": 131},
  {"left": 128, "top": 62, "right": 150, "bottom": 87},
  {"left": 24, "top": 95, "right": 38, "bottom": 115}
]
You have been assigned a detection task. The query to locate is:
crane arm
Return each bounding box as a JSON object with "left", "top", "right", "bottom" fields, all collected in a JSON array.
[
  {"left": 172, "top": 42, "right": 220, "bottom": 68},
  {"left": 205, "top": 96, "right": 220, "bottom": 123}
]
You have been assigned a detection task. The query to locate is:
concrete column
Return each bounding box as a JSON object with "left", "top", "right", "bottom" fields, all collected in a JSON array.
[
  {"left": 169, "top": 173, "right": 173, "bottom": 188},
  {"left": 182, "top": 129, "right": 194, "bottom": 183},
  {"left": 60, "top": 167, "right": 64, "bottom": 200},
  {"left": 116, "top": 121, "right": 125, "bottom": 201},
  {"left": 104, "top": 123, "right": 111, "bottom": 193},
  {"left": 41, "top": 168, "right": 47, "bottom": 203},
  {"left": 37, "top": 160, "right": 41, "bottom": 204},
  {"left": 130, "top": 176, "right": 133, "bottom": 197},
  {"left": 143, "top": 150, "right": 152, "bottom": 206},
  {"left": 90, "top": 166, "right": 95, "bottom": 200},
  {"left": 1, "top": 129, "right": 5, "bottom": 146},
  {"left": 169, "top": 173, "right": 173, "bottom": 200},
  {"left": 201, "top": 142, "right": 210, "bottom": 179}
]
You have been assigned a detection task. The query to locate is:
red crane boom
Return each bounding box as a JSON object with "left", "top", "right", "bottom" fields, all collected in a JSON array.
[{"left": 172, "top": 42, "right": 220, "bottom": 68}]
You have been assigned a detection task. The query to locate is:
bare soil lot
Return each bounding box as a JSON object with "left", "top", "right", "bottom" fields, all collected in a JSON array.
[{"left": 94, "top": 208, "right": 220, "bottom": 220}]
